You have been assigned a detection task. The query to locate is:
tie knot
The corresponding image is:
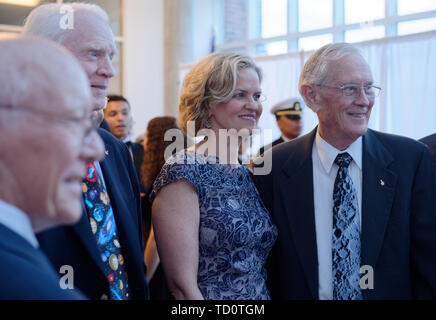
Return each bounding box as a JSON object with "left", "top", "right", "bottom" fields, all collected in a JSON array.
[
  {"left": 334, "top": 152, "right": 352, "bottom": 168},
  {"left": 125, "top": 141, "right": 132, "bottom": 148}
]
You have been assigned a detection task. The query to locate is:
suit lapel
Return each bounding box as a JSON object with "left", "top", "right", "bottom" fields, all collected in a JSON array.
[
  {"left": 280, "top": 128, "right": 319, "bottom": 299},
  {"left": 361, "top": 130, "right": 397, "bottom": 269},
  {"left": 72, "top": 192, "right": 106, "bottom": 274}
]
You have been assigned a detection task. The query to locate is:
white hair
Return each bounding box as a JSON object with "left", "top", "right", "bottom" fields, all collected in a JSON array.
[
  {"left": 298, "top": 43, "right": 364, "bottom": 95},
  {"left": 22, "top": 2, "right": 109, "bottom": 44}
]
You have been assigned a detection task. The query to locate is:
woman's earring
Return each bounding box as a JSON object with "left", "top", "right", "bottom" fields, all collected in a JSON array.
[{"left": 204, "top": 118, "right": 211, "bottom": 129}]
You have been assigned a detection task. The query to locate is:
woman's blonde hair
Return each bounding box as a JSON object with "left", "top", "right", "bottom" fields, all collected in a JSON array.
[{"left": 178, "top": 52, "right": 262, "bottom": 135}]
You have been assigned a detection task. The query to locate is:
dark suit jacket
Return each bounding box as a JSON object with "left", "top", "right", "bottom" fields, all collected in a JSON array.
[
  {"left": 0, "top": 223, "right": 85, "bottom": 300},
  {"left": 258, "top": 137, "right": 284, "bottom": 156},
  {"left": 128, "top": 141, "right": 145, "bottom": 193},
  {"left": 36, "top": 128, "right": 149, "bottom": 300},
  {"left": 419, "top": 133, "right": 436, "bottom": 172},
  {"left": 254, "top": 128, "right": 436, "bottom": 299}
]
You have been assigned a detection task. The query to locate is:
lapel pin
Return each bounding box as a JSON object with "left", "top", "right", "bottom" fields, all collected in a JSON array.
[
  {"left": 380, "top": 179, "right": 385, "bottom": 186},
  {"left": 105, "top": 150, "right": 109, "bottom": 156}
]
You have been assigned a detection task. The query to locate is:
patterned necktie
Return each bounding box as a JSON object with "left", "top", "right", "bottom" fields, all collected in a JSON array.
[
  {"left": 82, "top": 162, "right": 130, "bottom": 300},
  {"left": 332, "top": 152, "right": 362, "bottom": 300}
]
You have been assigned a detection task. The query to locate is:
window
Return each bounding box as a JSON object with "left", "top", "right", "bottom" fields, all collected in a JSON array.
[
  {"left": 261, "top": 0, "right": 287, "bottom": 37},
  {"left": 0, "top": 0, "right": 123, "bottom": 94},
  {"left": 398, "top": 0, "right": 436, "bottom": 15},
  {"left": 299, "top": 0, "right": 332, "bottom": 32},
  {"left": 398, "top": 17, "right": 436, "bottom": 36},
  {"left": 214, "top": 0, "right": 436, "bottom": 55},
  {"left": 344, "top": 0, "right": 384, "bottom": 25}
]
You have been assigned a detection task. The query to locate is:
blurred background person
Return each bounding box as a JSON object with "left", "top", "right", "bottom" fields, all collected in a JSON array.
[
  {"left": 0, "top": 37, "right": 103, "bottom": 299},
  {"left": 150, "top": 52, "right": 277, "bottom": 300},
  {"left": 104, "top": 94, "right": 145, "bottom": 193},
  {"left": 258, "top": 97, "right": 304, "bottom": 155},
  {"left": 141, "top": 116, "right": 182, "bottom": 300}
]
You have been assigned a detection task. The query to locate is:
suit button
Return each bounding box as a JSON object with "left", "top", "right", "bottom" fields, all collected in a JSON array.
[{"left": 100, "top": 294, "right": 108, "bottom": 300}]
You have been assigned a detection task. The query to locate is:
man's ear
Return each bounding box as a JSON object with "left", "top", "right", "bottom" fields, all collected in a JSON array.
[{"left": 301, "top": 84, "right": 322, "bottom": 113}]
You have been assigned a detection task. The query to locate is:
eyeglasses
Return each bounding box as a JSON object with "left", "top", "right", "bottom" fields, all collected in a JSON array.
[
  {"left": 231, "top": 91, "right": 267, "bottom": 103},
  {"left": 316, "top": 84, "right": 381, "bottom": 98}
]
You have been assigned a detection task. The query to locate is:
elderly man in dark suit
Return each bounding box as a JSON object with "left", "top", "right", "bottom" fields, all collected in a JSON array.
[
  {"left": 23, "top": 3, "right": 149, "bottom": 300},
  {"left": 0, "top": 38, "right": 104, "bottom": 299},
  {"left": 254, "top": 43, "right": 436, "bottom": 300}
]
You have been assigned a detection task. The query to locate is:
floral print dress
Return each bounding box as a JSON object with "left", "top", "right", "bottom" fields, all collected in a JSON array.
[{"left": 150, "top": 150, "right": 277, "bottom": 300}]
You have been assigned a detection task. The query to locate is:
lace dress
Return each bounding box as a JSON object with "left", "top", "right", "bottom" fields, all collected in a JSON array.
[{"left": 150, "top": 150, "right": 277, "bottom": 300}]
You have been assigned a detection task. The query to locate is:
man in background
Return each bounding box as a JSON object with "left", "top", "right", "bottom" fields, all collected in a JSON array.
[
  {"left": 23, "top": 3, "right": 149, "bottom": 300},
  {"left": 104, "top": 94, "right": 145, "bottom": 192},
  {"left": 0, "top": 37, "right": 103, "bottom": 299},
  {"left": 258, "top": 97, "right": 304, "bottom": 155}
]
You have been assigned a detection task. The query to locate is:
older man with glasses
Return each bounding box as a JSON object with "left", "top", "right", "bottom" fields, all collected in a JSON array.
[
  {"left": 0, "top": 37, "right": 104, "bottom": 299},
  {"left": 254, "top": 42, "right": 436, "bottom": 300}
]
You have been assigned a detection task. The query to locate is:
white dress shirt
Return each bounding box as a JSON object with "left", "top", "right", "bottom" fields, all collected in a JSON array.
[
  {"left": 312, "top": 128, "right": 362, "bottom": 300},
  {"left": 0, "top": 200, "right": 39, "bottom": 248}
]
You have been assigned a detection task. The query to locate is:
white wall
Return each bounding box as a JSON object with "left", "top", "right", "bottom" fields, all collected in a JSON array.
[{"left": 123, "top": 0, "right": 164, "bottom": 140}]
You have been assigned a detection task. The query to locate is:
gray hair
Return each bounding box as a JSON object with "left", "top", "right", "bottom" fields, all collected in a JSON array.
[
  {"left": 22, "top": 2, "right": 109, "bottom": 44},
  {"left": 298, "top": 43, "right": 364, "bottom": 95}
]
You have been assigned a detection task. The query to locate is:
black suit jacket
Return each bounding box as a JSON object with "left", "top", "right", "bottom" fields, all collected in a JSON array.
[
  {"left": 258, "top": 137, "right": 284, "bottom": 156},
  {"left": 128, "top": 142, "right": 145, "bottom": 193},
  {"left": 254, "top": 128, "right": 436, "bottom": 299},
  {"left": 37, "top": 128, "right": 149, "bottom": 300},
  {"left": 419, "top": 133, "right": 436, "bottom": 172},
  {"left": 0, "top": 224, "right": 85, "bottom": 300}
]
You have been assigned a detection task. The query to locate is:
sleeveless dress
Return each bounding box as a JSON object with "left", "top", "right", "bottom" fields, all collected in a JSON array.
[{"left": 150, "top": 150, "right": 277, "bottom": 300}]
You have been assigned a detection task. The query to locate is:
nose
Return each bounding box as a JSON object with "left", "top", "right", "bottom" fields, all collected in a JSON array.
[
  {"left": 355, "top": 87, "right": 371, "bottom": 105},
  {"left": 80, "top": 130, "right": 105, "bottom": 163},
  {"left": 245, "top": 96, "right": 261, "bottom": 110},
  {"left": 97, "top": 55, "right": 115, "bottom": 78}
]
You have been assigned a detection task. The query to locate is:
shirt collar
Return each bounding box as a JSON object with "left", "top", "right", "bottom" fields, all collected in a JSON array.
[
  {"left": 315, "top": 128, "right": 362, "bottom": 175},
  {"left": 281, "top": 135, "right": 291, "bottom": 142},
  {"left": 0, "top": 200, "right": 39, "bottom": 248}
]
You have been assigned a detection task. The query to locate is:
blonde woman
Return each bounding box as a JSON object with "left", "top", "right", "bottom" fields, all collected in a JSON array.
[{"left": 150, "top": 53, "right": 277, "bottom": 300}]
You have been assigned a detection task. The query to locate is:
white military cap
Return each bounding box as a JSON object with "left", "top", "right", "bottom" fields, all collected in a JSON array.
[{"left": 270, "top": 97, "right": 304, "bottom": 117}]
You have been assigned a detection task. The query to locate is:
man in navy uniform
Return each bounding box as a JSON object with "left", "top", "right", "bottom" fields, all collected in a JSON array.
[{"left": 258, "top": 97, "right": 304, "bottom": 155}]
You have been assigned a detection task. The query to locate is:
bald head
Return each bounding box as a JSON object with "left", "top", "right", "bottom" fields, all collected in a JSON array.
[
  {"left": 0, "top": 36, "right": 91, "bottom": 118},
  {"left": 23, "top": 3, "right": 117, "bottom": 125},
  {"left": 0, "top": 37, "right": 104, "bottom": 232}
]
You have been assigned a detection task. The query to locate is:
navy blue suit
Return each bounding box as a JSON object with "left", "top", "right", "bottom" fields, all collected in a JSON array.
[
  {"left": 254, "top": 128, "right": 436, "bottom": 299},
  {"left": 258, "top": 137, "right": 284, "bottom": 156},
  {"left": 36, "top": 128, "right": 149, "bottom": 300},
  {"left": 0, "top": 224, "right": 85, "bottom": 300},
  {"left": 419, "top": 133, "right": 436, "bottom": 172}
]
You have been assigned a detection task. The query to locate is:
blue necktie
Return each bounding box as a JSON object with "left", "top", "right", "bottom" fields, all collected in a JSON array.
[
  {"left": 82, "top": 162, "right": 131, "bottom": 300},
  {"left": 332, "top": 152, "right": 362, "bottom": 300}
]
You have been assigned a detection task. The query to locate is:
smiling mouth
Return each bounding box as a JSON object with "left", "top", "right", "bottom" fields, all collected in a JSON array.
[
  {"left": 91, "top": 85, "right": 107, "bottom": 91},
  {"left": 347, "top": 112, "right": 367, "bottom": 118},
  {"left": 238, "top": 115, "right": 256, "bottom": 122}
]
